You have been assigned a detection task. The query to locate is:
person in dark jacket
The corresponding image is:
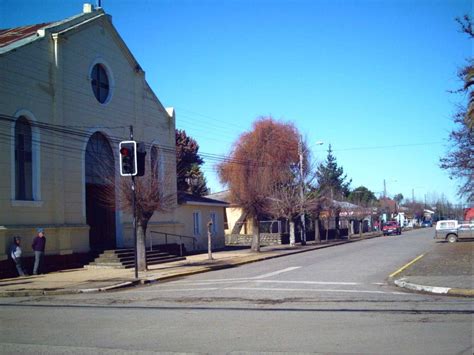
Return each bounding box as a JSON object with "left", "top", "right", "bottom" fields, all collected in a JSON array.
[
  {"left": 32, "top": 228, "right": 46, "bottom": 275},
  {"left": 10, "top": 236, "right": 26, "bottom": 276}
]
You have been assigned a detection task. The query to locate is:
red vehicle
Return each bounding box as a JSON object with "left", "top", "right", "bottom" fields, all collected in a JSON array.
[{"left": 383, "top": 221, "right": 402, "bottom": 236}]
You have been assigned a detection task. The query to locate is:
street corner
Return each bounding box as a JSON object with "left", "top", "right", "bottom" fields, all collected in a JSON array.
[{"left": 392, "top": 277, "right": 474, "bottom": 298}]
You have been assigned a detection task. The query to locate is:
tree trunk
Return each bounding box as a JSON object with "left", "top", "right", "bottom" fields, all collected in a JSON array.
[
  {"left": 325, "top": 218, "right": 329, "bottom": 242},
  {"left": 136, "top": 219, "right": 148, "bottom": 271},
  {"left": 251, "top": 218, "right": 260, "bottom": 252},
  {"left": 289, "top": 220, "right": 296, "bottom": 246},
  {"left": 315, "top": 218, "right": 320, "bottom": 243},
  {"left": 335, "top": 214, "right": 340, "bottom": 240},
  {"left": 231, "top": 211, "right": 248, "bottom": 234}
]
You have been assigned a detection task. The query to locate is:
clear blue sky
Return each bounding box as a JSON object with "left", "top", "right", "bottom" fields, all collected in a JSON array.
[{"left": 1, "top": 0, "right": 471, "bottom": 204}]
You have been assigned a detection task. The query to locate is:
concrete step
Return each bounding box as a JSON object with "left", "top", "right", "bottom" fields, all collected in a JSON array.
[{"left": 85, "top": 248, "right": 185, "bottom": 269}]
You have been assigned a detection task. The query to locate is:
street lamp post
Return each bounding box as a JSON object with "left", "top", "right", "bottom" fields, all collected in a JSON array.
[
  {"left": 298, "top": 137, "right": 306, "bottom": 245},
  {"left": 298, "top": 138, "right": 324, "bottom": 246}
]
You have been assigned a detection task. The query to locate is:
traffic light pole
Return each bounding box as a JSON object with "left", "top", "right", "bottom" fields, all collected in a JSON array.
[
  {"left": 129, "top": 126, "right": 138, "bottom": 279},
  {"left": 132, "top": 175, "right": 138, "bottom": 279}
]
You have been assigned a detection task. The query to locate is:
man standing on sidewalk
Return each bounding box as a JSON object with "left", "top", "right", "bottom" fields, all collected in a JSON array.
[
  {"left": 32, "top": 228, "right": 46, "bottom": 275},
  {"left": 10, "top": 236, "right": 26, "bottom": 276}
]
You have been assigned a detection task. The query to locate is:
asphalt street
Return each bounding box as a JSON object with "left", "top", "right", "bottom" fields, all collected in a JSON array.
[{"left": 1, "top": 228, "right": 473, "bottom": 354}]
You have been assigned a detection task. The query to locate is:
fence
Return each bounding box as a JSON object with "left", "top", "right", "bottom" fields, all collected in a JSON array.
[
  {"left": 259, "top": 220, "right": 289, "bottom": 234},
  {"left": 149, "top": 231, "right": 197, "bottom": 257}
]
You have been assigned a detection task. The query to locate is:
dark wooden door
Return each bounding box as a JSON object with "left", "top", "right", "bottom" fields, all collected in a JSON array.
[{"left": 85, "top": 132, "right": 116, "bottom": 251}]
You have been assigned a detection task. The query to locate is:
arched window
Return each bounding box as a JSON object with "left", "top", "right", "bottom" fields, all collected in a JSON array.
[
  {"left": 15, "top": 116, "right": 33, "bottom": 200},
  {"left": 91, "top": 64, "right": 110, "bottom": 104},
  {"left": 85, "top": 132, "right": 114, "bottom": 185}
]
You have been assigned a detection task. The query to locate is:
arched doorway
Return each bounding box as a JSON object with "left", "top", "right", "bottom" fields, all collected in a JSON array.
[{"left": 85, "top": 132, "right": 116, "bottom": 250}]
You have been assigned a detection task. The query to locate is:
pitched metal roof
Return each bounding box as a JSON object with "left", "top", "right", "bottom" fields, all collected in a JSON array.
[
  {"left": 0, "top": 23, "right": 51, "bottom": 48},
  {"left": 178, "top": 192, "right": 229, "bottom": 207}
]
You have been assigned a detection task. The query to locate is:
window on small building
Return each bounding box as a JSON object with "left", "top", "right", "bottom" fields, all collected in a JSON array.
[
  {"left": 210, "top": 212, "right": 217, "bottom": 234},
  {"left": 193, "top": 211, "right": 201, "bottom": 236},
  {"left": 91, "top": 64, "right": 110, "bottom": 104},
  {"left": 15, "top": 116, "right": 33, "bottom": 200}
]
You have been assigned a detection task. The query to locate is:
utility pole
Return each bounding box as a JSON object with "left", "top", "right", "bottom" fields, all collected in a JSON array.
[
  {"left": 298, "top": 136, "right": 306, "bottom": 245},
  {"left": 383, "top": 179, "right": 387, "bottom": 199}
]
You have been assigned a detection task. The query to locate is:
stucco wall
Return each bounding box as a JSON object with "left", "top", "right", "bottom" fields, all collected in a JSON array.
[
  {"left": 162, "top": 205, "right": 226, "bottom": 252},
  {"left": 0, "top": 12, "right": 179, "bottom": 258}
]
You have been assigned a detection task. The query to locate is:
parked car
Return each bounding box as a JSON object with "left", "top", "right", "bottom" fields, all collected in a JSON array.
[
  {"left": 421, "top": 220, "right": 433, "bottom": 228},
  {"left": 434, "top": 220, "right": 474, "bottom": 243},
  {"left": 382, "top": 221, "right": 402, "bottom": 236}
]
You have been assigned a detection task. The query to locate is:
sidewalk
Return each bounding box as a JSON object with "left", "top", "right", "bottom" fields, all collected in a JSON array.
[
  {"left": 390, "top": 239, "right": 474, "bottom": 297},
  {"left": 0, "top": 233, "right": 380, "bottom": 297}
]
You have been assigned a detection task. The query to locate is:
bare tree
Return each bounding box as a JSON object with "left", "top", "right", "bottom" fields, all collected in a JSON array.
[
  {"left": 218, "top": 117, "right": 301, "bottom": 252},
  {"left": 97, "top": 149, "right": 176, "bottom": 271},
  {"left": 440, "top": 15, "right": 474, "bottom": 201},
  {"left": 264, "top": 150, "right": 316, "bottom": 246}
]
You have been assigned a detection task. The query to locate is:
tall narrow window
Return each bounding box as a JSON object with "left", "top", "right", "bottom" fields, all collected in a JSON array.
[
  {"left": 210, "top": 212, "right": 217, "bottom": 234},
  {"left": 15, "top": 117, "right": 33, "bottom": 200},
  {"left": 91, "top": 64, "right": 110, "bottom": 104},
  {"left": 193, "top": 211, "right": 201, "bottom": 236}
]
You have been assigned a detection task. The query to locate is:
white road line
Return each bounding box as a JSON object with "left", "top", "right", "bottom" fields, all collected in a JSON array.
[
  {"left": 254, "top": 280, "right": 359, "bottom": 285},
  {"left": 226, "top": 287, "right": 407, "bottom": 295},
  {"left": 252, "top": 266, "right": 302, "bottom": 279},
  {"left": 158, "top": 280, "right": 360, "bottom": 287},
  {"left": 132, "top": 287, "right": 407, "bottom": 295}
]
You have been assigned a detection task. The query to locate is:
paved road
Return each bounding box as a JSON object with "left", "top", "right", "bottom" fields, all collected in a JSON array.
[{"left": 1, "top": 228, "right": 473, "bottom": 354}]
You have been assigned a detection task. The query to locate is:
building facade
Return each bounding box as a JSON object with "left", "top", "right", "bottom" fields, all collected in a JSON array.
[{"left": 0, "top": 5, "right": 185, "bottom": 264}]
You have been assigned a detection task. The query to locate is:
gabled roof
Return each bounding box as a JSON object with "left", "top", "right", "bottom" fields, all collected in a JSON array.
[
  {"left": 0, "top": 23, "right": 52, "bottom": 48},
  {"left": 206, "top": 190, "right": 231, "bottom": 203},
  {"left": 178, "top": 192, "right": 229, "bottom": 207},
  {"left": 0, "top": 9, "right": 104, "bottom": 55}
]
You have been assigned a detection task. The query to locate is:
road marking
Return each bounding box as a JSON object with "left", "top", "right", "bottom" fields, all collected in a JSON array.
[
  {"left": 132, "top": 286, "right": 407, "bottom": 295},
  {"left": 389, "top": 254, "right": 425, "bottom": 278},
  {"left": 253, "top": 267, "right": 301, "bottom": 279},
  {"left": 227, "top": 287, "right": 407, "bottom": 295},
  {"left": 158, "top": 280, "right": 360, "bottom": 287}
]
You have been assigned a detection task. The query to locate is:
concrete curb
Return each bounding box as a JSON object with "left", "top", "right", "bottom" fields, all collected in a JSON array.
[
  {"left": 393, "top": 278, "right": 474, "bottom": 298},
  {"left": 0, "top": 233, "right": 382, "bottom": 297}
]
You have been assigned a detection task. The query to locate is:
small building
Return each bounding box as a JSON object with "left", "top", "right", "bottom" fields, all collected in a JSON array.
[{"left": 174, "top": 193, "right": 228, "bottom": 251}]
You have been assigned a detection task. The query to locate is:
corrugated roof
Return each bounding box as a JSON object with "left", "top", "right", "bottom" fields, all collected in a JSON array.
[
  {"left": 178, "top": 192, "right": 229, "bottom": 206},
  {"left": 0, "top": 23, "right": 51, "bottom": 48}
]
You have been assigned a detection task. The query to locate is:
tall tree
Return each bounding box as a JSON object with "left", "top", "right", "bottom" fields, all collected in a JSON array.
[
  {"left": 348, "top": 186, "right": 378, "bottom": 207},
  {"left": 316, "top": 144, "right": 351, "bottom": 200},
  {"left": 393, "top": 193, "right": 404, "bottom": 204},
  {"left": 176, "top": 129, "right": 209, "bottom": 196},
  {"left": 218, "top": 117, "right": 301, "bottom": 251},
  {"left": 440, "top": 15, "right": 474, "bottom": 202}
]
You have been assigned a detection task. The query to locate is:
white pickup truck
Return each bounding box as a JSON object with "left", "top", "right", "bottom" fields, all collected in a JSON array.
[{"left": 434, "top": 220, "right": 474, "bottom": 243}]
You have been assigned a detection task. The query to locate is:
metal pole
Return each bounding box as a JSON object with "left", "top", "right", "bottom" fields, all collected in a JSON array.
[
  {"left": 207, "top": 220, "right": 213, "bottom": 260},
  {"left": 129, "top": 125, "right": 138, "bottom": 279},
  {"left": 132, "top": 175, "right": 138, "bottom": 279},
  {"left": 299, "top": 136, "right": 306, "bottom": 245}
]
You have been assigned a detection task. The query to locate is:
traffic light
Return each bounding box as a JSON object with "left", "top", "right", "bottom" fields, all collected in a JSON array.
[
  {"left": 119, "top": 141, "right": 137, "bottom": 176},
  {"left": 136, "top": 142, "right": 146, "bottom": 177}
]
